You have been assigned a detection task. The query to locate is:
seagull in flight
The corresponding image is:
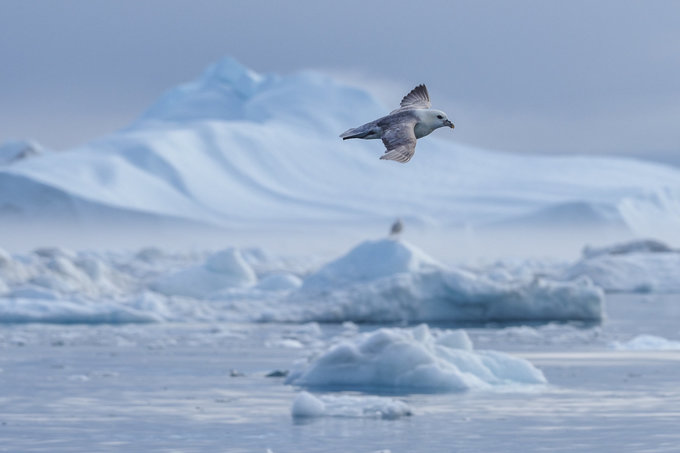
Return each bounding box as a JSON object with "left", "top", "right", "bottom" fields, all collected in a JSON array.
[{"left": 339, "top": 84, "right": 454, "bottom": 163}]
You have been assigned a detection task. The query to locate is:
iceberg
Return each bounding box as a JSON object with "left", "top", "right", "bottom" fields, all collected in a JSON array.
[
  {"left": 276, "top": 239, "right": 604, "bottom": 323},
  {"left": 0, "top": 57, "right": 679, "bottom": 248},
  {"left": 285, "top": 325, "right": 547, "bottom": 392},
  {"left": 564, "top": 239, "right": 680, "bottom": 293},
  {"left": 302, "top": 238, "right": 443, "bottom": 290}
]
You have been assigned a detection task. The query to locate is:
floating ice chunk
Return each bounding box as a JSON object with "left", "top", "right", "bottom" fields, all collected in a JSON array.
[
  {"left": 285, "top": 266, "right": 603, "bottom": 323},
  {"left": 291, "top": 391, "right": 326, "bottom": 417},
  {"left": 565, "top": 250, "right": 680, "bottom": 293},
  {"left": 267, "top": 338, "right": 305, "bottom": 349},
  {"left": 280, "top": 239, "right": 604, "bottom": 323},
  {"left": 291, "top": 391, "right": 412, "bottom": 419},
  {"left": 286, "top": 325, "right": 546, "bottom": 392},
  {"left": 152, "top": 248, "right": 256, "bottom": 298},
  {"left": 610, "top": 334, "right": 680, "bottom": 350}
]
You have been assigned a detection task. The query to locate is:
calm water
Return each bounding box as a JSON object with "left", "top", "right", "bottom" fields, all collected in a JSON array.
[{"left": 1, "top": 294, "right": 679, "bottom": 452}]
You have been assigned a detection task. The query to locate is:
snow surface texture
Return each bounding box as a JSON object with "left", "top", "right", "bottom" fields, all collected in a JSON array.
[
  {"left": 291, "top": 391, "right": 412, "bottom": 420},
  {"left": 285, "top": 325, "right": 547, "bottom": 392},
  {"left": 564, "top": 239, "right": 680, "bottom": 293},
  {"left": 0, "top": 239, "right": 606, "bottom": 324},
  {"left": 1, "top": 57, "right": 680, "bottom": 244}
]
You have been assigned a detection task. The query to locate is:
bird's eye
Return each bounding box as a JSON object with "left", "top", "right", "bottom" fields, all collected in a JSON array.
[{"left": 437, "top": 115, "right": 443, "bottom": 119}]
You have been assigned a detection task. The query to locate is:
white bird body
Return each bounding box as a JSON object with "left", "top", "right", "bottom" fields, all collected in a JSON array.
[{"left": 340, "top": 85, "right": 454, "bottom": 163}]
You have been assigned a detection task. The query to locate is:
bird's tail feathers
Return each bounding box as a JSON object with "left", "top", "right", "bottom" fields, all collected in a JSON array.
[
  {"left": 340, "top": 123, "right": 380, "bottom": 140},
  {"left": 339, "top": 128, "right": 364, "bottom": 140}
]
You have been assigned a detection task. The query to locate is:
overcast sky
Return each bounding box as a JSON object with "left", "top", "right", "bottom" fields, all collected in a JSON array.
[{"left": 1, "top": 0, "right": 679, "bottom": 164}]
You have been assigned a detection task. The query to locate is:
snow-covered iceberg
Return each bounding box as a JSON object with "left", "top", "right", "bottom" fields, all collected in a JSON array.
[
  {"left": 285, "top": 325, "right": 547, "bottom": 392},
  {"left": 1, "top": 57, "right": 679, "bottom": 245},
  {"left": 273, "top": 239, "right": 604, "bottom": 323},
  {"left": 564, "top": 239, "right": 680, "bottom": 293},
  {"left": 302, "top": 239, "right": 443, "bottom": 290}
]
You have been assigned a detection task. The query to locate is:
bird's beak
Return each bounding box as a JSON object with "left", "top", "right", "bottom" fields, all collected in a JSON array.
[{"left": 445, "top": 120, "right": 455, "bottom": 129}]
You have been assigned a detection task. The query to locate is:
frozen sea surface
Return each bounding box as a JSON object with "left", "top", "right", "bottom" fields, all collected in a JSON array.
[{"left": 1, "top": 294, "right": 680, "bottom": 452}]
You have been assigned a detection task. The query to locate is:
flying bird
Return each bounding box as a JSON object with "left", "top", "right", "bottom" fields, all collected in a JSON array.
[{"left": 340, "top": 84, "right": 454, "bottom": 163}]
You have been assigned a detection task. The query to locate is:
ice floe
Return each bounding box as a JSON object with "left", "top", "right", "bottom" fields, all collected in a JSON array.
[
  {"left": 610, "top": 334, "right": 680, "bottom": 351},
  {"left": 291, "top": 391, "right": 412, "bottom": 419},
  {"left": 285, "top": 325, "right": 547, "bottom": 392}
]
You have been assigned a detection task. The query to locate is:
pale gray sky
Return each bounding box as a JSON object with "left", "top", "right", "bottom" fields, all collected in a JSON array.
[{"left": 1, "top": 0, "right": 679, "bottom": 164}]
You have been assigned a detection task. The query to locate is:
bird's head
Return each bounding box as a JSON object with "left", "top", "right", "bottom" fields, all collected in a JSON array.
[{"left": 428, "top": 110, "right": 455, "bottom": 130}]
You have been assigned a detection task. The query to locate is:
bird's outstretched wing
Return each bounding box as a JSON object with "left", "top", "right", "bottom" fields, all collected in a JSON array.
[
  {"left": 390, "top": 84, "right": 431, "bottom": 114},
  {"left": 380, "top": 119, "right": 417, "bottom": 163},
  {"left": 400, "top": 84, "right": 430, "bottom": 109}
]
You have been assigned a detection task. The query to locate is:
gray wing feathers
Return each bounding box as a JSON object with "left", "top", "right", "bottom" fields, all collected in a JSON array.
[
  {"left": 379, "top": 119, "right": 417, "bottom": 163},
  {"left": 400, "top": 84, "right": 430, "bottom": 109}
]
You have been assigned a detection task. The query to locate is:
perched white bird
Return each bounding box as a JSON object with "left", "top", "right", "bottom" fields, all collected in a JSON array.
[
  {"left": 390, "top": 218, "right": 403, "bottom": 237},
  {"left": 340, "top": 84, "right": 454, "bottom": 163}
]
